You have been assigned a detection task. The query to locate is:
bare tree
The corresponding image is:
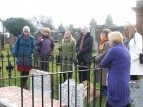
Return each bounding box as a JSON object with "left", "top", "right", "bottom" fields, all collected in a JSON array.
[{"left": 32, "top": 15, "right": 55, "bottom": 30}]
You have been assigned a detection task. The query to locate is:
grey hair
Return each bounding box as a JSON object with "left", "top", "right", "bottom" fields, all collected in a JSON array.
[{"left": 81, "top": 26, "right": 89, "bottom": 32}]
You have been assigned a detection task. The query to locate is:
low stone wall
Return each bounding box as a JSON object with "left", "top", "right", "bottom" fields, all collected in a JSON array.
[{"left": 0, "top": 86, "right": 67, "bottom": 107}]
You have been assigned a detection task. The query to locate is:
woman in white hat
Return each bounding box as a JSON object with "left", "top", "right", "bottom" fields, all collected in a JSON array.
[{"left": 12, "top": 26, "right": 35, "bottom": 89}]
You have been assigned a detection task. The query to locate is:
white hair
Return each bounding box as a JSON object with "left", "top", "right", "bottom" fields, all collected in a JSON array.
[
  {"left": 108, "top": 31, "right": 123, "bottom": 44},
  {"left": 81, "top": 26, "right": 89, "bottom": 32}
]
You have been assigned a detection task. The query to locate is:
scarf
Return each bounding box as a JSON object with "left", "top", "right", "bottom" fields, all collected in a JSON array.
[{"left": 99, "top": 37, "right": 108, "bottom": 51}]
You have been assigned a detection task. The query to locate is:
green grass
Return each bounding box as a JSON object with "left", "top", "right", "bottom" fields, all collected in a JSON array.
[{"left": 0, "top": 43, "right": 106, "bottom": 107}]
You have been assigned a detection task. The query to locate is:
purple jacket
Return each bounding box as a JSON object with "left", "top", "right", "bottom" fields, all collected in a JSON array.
[
  {"left": 101, "top": 44, "right": 131, "bottom": 107},
  {"left": 37, "top": 35, "right": 54, "bottom": 56}
]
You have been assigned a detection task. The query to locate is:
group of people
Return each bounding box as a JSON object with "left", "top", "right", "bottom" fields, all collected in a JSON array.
[
  {"left": 97, "top": 24, "right": 143, "bottom": 107},
  {"left": 12, "top": 23, "right": 143, "bottom": 107}
]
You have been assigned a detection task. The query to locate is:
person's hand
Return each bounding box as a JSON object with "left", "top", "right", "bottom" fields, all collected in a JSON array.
[
  {"left": 91, "top": 56, "right": 96, "bottom": 63},
  {"left": 74, "top": 60, "right": 78, "bottom": 65},
  {"left": 131, "top": 59, "right": 135, "bottom": 64},
  {"left": 58, "top": 48, "right": 62, "bottom": 52},
  {"left": 77, "top": 50, "right": 81, "bottom": 56},
  {"left": 95, "top": 56, "right": 100, "bottom": 62}
]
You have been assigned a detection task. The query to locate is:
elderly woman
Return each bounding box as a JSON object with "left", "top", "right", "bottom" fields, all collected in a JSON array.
[
  {"left": 76, "top": 27, "right": 93, "bottom": 83},
  {"left": 12, "top": 26, "right": 35, "bottom": 89},
  {"left": 124, "top": 24, "right": 143, "bottom": 80},
  {"left": 60, "top": 31, "right": 76, "bottom": 81},
  {"left": 95, "top": 29, "right": 111, "bottom": 96},
  {"left": 101, "top": 31, "right": 131, "bottom": 107}
]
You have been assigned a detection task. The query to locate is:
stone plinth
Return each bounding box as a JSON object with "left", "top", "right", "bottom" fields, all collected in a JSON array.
[
  {"left": 0, "top": 86, "right": 67, "bottom": 107},
  {"left": 130, "top": 78, "right": 143, "bottom": 107},
  {"left": 132, "top": 0, "right": 143, "bottom": 36}
]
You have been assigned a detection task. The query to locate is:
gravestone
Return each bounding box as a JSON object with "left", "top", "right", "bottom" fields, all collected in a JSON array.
[
  {"left": 30, "top": 69, "right": 51, "bottom": 97},
  {"left": 35, "top": 30, "right": 43, "bottom": 41},
  {"left": 90, "top": 25, "right": 98, "bottom": 52},
  {"left": 130, "top": 78, "right": 143, "bottom": 107},
  {"left": 8, "top": 35, "right": 16, "bottom": 52},
  {"left": 59, "top": 79, "right": 84, "bottom": 107},
  {"left": 1, "top": 34, "right": 4, "bottom": 50}
]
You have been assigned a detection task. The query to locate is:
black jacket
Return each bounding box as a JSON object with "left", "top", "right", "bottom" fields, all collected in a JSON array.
[{"left": 76, "top": 32, "right": 93, "bottom": 60}]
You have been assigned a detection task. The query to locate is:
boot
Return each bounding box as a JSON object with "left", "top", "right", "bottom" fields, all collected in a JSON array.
[
  {"left": 21, "top": 71, "right": 29, "bottom": 89},
  {"left": 21, "top": 76, "right": 28, "bottom": 89},
  {"left": 101, "top": 86, "right": 107, "bottom": 96}
]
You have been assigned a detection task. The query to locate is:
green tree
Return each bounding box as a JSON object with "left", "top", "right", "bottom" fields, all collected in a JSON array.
[
  {"left": 105, "top": 14, "right": 113, "bottom": 27},
  {"left": 3, "top": 17, "right": 36, "bottom": 36}
]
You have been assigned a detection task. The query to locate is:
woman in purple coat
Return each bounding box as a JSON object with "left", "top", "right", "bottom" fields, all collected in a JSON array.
[
  {"left": 101, "top": 31, "right": 131, "bottom": 107},
  {"left": 36, "top": 27, "right": 55, "bottom": 71}
]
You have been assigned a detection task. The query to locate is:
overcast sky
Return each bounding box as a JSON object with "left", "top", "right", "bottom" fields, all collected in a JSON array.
[{"left": 0, "top": 0, "right": 136, "bottom": 27}]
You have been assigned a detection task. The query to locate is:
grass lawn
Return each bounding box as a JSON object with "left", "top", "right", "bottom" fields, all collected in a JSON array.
[{"left": 0, "top": 43, "right": 106, "bottom": 107}]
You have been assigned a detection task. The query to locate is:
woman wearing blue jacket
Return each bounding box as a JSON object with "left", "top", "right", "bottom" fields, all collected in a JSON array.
[{"left": 12, "top": 26, "right": 35, "bottom": 89}]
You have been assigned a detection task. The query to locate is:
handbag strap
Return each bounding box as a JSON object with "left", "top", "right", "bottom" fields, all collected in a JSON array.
[
  {"left": 134, "top": 36, "right": 136, "bottom": 44},
  {"left": 17, "top": 35, "right": 21, "bottom": 50}
]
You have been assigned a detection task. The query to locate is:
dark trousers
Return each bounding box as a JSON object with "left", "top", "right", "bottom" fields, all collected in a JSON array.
[
  {"left": 20, "top": 71, "right": 29, "bottom": 89},
  {"left": 106, "top": 101, "right": 131, "bottom": 107},
  {"left": 62, "top": 63, "right": 73, "bottom": 82},
  {"left": 78, "top": 57, "right": 90, "bottom": 83},
  {"left": 40, "top": 56, "right": 49, "bottom": 72}
]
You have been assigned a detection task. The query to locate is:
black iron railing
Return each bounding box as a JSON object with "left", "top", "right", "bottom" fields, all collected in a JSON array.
[{"left": 0, "top": 53, "right": 106, "bottom": 107}]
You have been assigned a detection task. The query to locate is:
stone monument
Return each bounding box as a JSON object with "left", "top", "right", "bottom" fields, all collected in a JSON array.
[{"left": 130, "top": 1, "right": 143, "bottom": 106}]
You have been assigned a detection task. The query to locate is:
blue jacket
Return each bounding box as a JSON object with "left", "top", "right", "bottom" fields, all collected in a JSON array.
[{"left": 12, "top": 34, "right": 35, "bottom": 66}]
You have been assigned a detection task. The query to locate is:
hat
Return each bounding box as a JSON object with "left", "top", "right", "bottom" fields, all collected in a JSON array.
[{"left": 23, "top": 26, "right": 30, "bottom": 33}]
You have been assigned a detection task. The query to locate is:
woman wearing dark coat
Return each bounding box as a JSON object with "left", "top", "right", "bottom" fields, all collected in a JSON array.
[
  {"left": 76, "top": 27, "right": 93, "bottom": 83},
  {"left": 12, "top": 26, "right": 35, "bottom": 89},
  {"left": 101, "top": 31, "right": 131, "bottom": 107}
]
